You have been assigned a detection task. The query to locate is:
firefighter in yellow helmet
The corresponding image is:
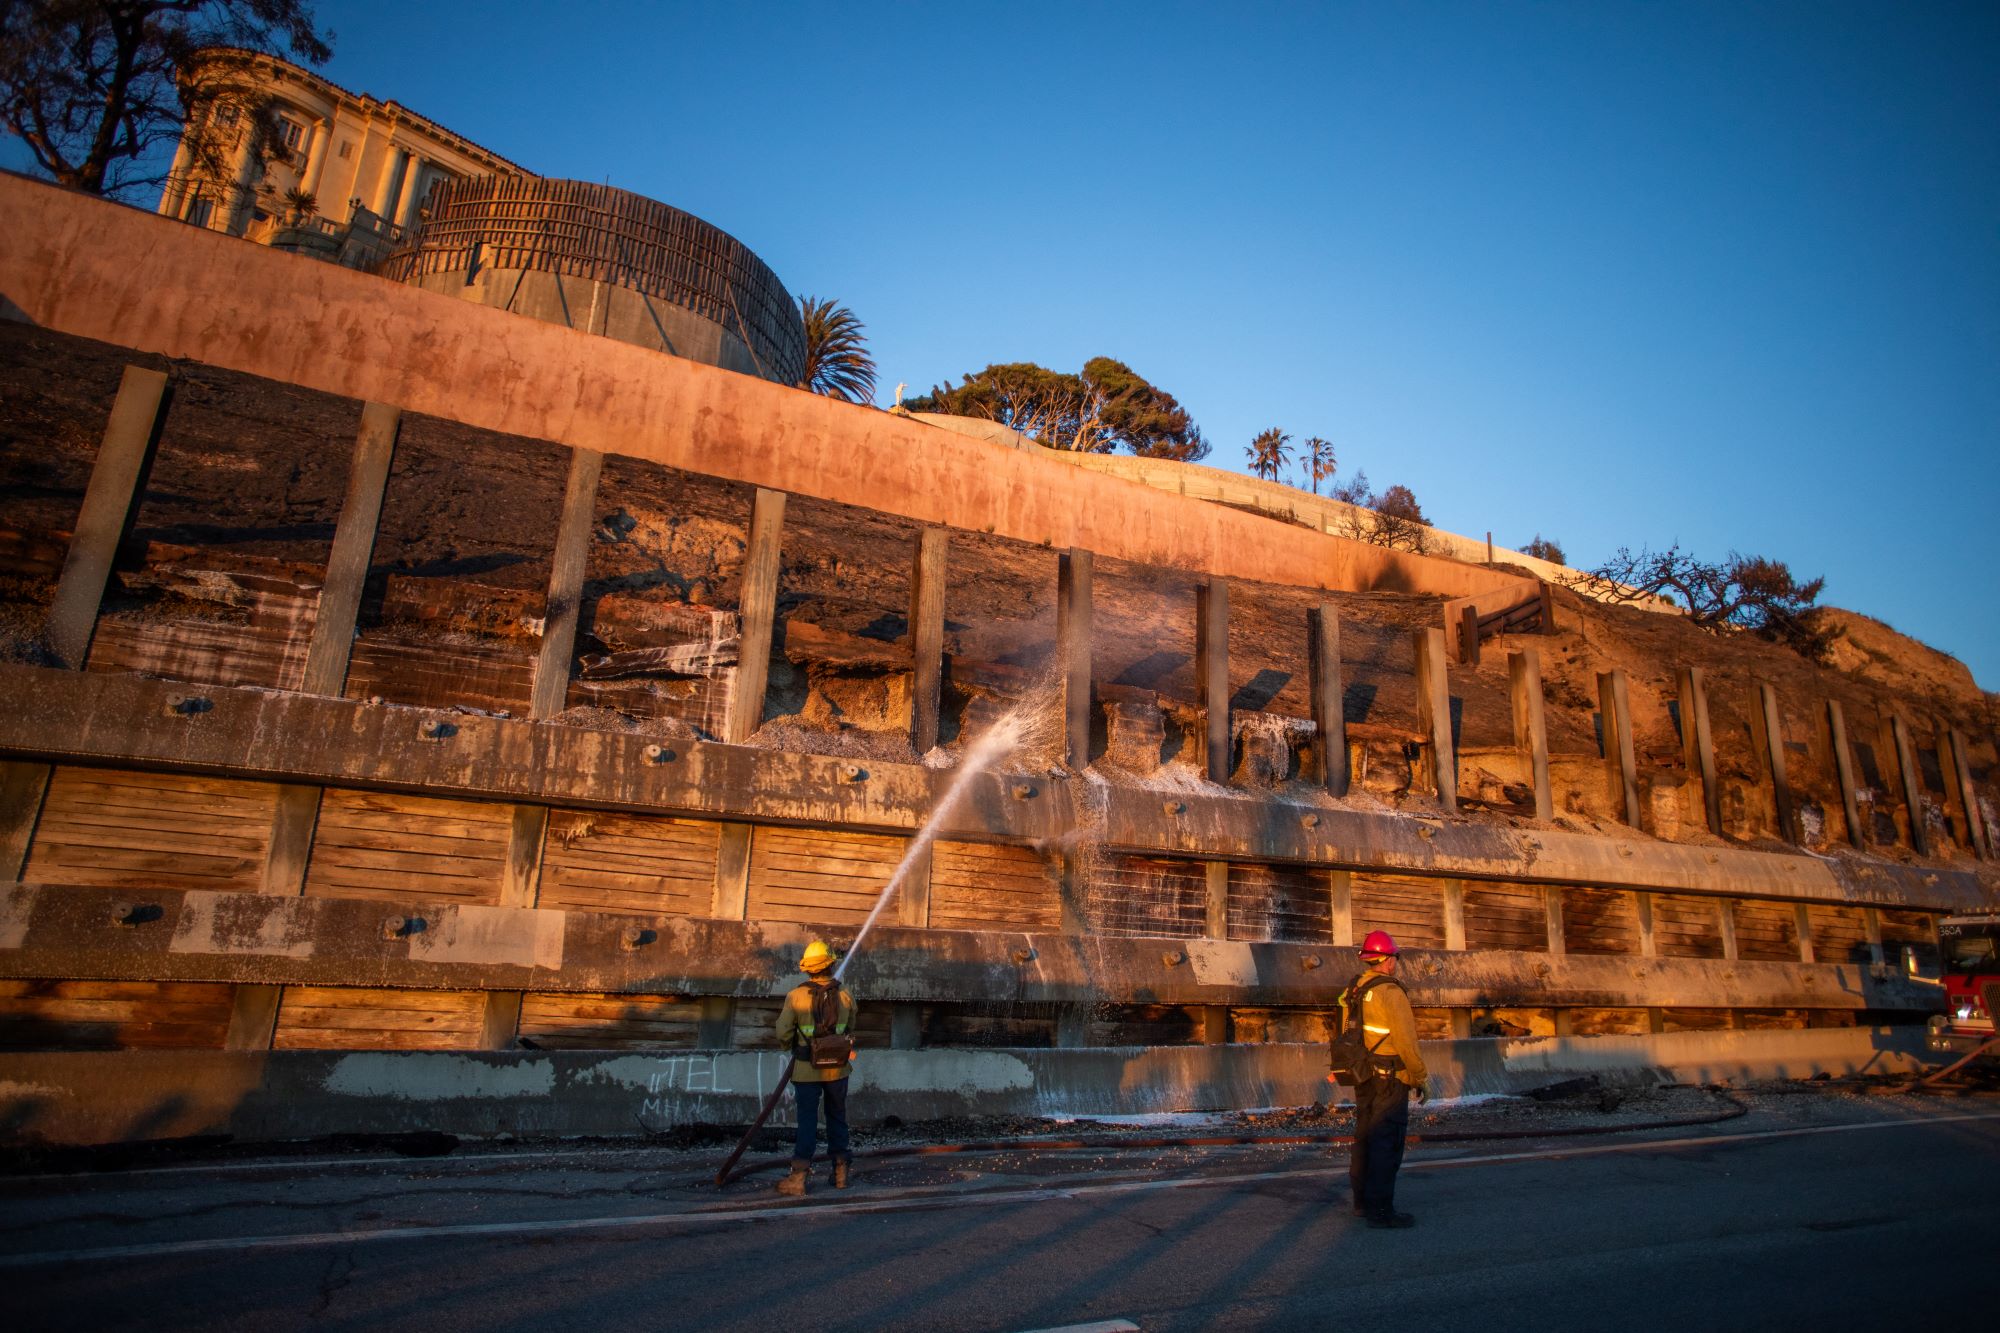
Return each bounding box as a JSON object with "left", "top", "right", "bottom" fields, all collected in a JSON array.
[{"left": 773, "top": 939, "right": 857, "bottom": 1195}]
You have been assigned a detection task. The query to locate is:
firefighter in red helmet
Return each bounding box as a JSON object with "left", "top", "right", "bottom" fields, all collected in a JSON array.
[{"left": 1329, "top": 929, "right": 1430, "bottom": 1227}]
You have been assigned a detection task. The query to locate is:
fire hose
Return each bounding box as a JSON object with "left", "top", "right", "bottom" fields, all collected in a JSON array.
[{"left": 715, "top": 1087, "right": 1752, "bottom": 1187}]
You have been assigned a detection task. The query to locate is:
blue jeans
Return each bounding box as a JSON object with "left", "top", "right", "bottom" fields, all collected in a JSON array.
[{"left": 792, "top": 1077, "right": 850, "bottom": 1164}]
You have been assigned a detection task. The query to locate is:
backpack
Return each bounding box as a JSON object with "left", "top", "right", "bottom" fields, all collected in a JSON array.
[
  {"left": 799, "top": 980, "right": 853, "bottom": 1069},
  {"left": 1327, "top": 973, "right": 1402, "bottom": 1086}
]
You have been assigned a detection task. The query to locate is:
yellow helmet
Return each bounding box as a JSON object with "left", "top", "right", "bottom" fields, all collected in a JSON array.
[{"left": 799, "top": 940, "right": 837, "bottom": 974}]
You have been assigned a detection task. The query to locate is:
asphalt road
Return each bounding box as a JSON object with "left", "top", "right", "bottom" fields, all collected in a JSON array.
[{"left": 3, "top": 1097, "right": 1997, "bottom": 1332}]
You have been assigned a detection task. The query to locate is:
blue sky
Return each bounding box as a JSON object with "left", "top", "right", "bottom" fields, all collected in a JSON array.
[{"left": 12, "top": 3, "right": 1998, "bottom": 686}]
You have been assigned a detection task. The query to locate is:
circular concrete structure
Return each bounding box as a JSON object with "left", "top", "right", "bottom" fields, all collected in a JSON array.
[{"left": 380, "top": 178, "right": 806, "bottom": 387}]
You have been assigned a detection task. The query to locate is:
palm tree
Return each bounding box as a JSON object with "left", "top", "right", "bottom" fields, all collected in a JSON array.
[
  {"left": 1246, "top": 428, "right": 1291, "bottom": 482},
  {"left": 799, "top": 296, "right": 877, "bottom": 403},
  {"left": 1303, "top": 436, "right": 1335, "bottom": 494}
]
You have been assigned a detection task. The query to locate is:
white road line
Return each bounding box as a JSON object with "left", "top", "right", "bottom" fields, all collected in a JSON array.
[
  {"left": 3, "top": 1110, "right": 1995, "bottom": 1269},
  {"left": 1012, "top": 1321, "right": 1142, "bottom": 1333}
]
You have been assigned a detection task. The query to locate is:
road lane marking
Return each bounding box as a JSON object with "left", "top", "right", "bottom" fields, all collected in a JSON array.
[{"left": 3, "top": 1109, "right": 1996, "bottom": 1268}]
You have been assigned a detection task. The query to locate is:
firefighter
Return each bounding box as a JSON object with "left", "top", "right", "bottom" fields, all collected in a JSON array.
[
  {"left": 773, "top": 939, "right": 857, "bottom": 1196},
  {"left": 1331, "top": 929, "right": 1430, "bottom": 1228}
]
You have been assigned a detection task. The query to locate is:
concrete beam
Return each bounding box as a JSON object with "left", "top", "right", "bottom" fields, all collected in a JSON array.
[
  {"left": 1307, "top": 606, "right": 1347, "bottom": 796},
  {"left": 0, "top": 882, "right": 1945, "bottom": 1014},
  {"left": 1509, "top": 649, "right": 1552, "bottom": 821},
  {"left": 1091, "top": 784, "right": 1982, "bottom": 913},
  {"left": 44, "top": 365, "right": 170, "bottom": 668},
  {"left": 0, "top": 666, "right": 1987, "bottom": 914},
  {"left": 1056, "top": 549, "right": 1093, "bottom": 771},
  {"left": 1676, "top": 667, "right": 1722, "bottom": 836},
  {"left": 908, "top": 528, "right": 948, "bottom": 757},
  {"left": 1196, "top": 578, "right": 1230, "bottom": 784},
  {"left": 724, "top": 488, "right": 785, "bottom": 745}
]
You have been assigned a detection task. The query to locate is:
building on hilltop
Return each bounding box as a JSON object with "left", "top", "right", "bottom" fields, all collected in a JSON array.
[
  {"left": 156, "top": 48, "right": 527, "bottom": 270},
  {"left": 154, "top": 50, "right": 805, "bottom": 386}
]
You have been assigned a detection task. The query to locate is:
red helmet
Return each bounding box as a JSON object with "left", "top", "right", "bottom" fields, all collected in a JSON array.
[{"left": 1360, "top": 929, "right": 1399, "bottom": 958}]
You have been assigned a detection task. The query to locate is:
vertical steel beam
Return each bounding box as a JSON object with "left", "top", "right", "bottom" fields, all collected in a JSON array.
[
  {"left": 1795, "top": 904, "right": 1817, "bottom": 964},
  {"left": 1826, "top": 700, "right": 1864, "bottom": 849},
  {"left": 1948, "top": 729, "right": 1989, "bottom": 858},
  {"left": 1597, "top": 670, "right": 1640, "bottom": 827},
  {"left": 1442, "top": 879, "right": 1466, "bottom": 952},
  {"left": 301, "top": 402, "right": 401, "bottom": 698},
  {"left": 1205, "top": 861, "right": 1230, "bottom": 940},
  {"left": 1413, "top": 627, "right": 1456, "bottom": 811},
  {"left": 1195, "top": 577, "right": 1231, "bottom": 783},
  {"left": 1509, "top": 649, "right": 1552, "bottom": 820},
  {"left": 1307, "top": 605, "right": 1347, "bottom": 796},
  {"left": 897, "top": 841, "right": 933, "bottom": 929},
  {"left": 697, "top": 996, "right": 736, "bottom": 1049},
  {"left": 1055, "top": 549, "right": 1094, "bottom": 770},
  {"left": 1634, "top": 891, "right": 1658, "bottom": 958},
  {"left": 236, "top": 402, "right": 401, "bottom": 1050},
  {"left": 1889, "top": 715, "right": 1928, "bottom": 855},
  {"left": 890, "top": 1004, "right": 923, "bottom": 1050},
  {"left": 1329, "top": 869, "right": 1354, "bottom": 947},
  {"left": 1755, "top": 682, "right": 1796, "bottom": 843},
  {"left": 1544, "top": 884, "right": 1566, "bottom": 956},
  {"left": 0, "top": 762, "right": 53, "bottom": 884},
  {"left": 908, "top": 528, "right": 948, "bottom": 756},
  {"left": 1718, "top": 899, "right": 1740, "bottom": 961},
  {"left": 1675, "top": 667, "right": 1722, "bottom": 836},
  {"left": 724, "top": 488, "right": 786, "bottom": 745},
  {"left": 44, "top": 365, "right": 171, "bottom": 668},
  {"left": 1458, "top": 602, "right": 1481, "bottom": 667},
  {"left": 528, "top": 447, "right": 604, "bottom": 721},
  {"left": 712, "top": 823, "right": 753, "bottom": 919}
]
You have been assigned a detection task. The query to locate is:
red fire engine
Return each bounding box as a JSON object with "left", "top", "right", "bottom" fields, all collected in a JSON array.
[{"left": 1929, "top": 912, "right": 2000, "bottom": 1056}]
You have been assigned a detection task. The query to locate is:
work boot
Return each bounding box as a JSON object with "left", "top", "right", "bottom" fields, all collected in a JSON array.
[
  {"left": 1366, "top": 1210, "right": 1416, "bottom": 1229},
  {"left": 831, "top": 1157, "right": 851, "bottom": 1190},
  {"left": 775, "top": 1164, "right": 810, "bottom": 1197}
]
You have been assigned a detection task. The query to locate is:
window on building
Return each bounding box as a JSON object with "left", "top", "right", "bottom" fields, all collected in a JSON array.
[
  {"left": 280, "top": 119, "right": 304, "bottom": 153},
  {"left": 337, "top": 139, "right": 353, "bottom": 159},
  {"left": 216, "top": 103, "right": 239, "bottom": 127}
]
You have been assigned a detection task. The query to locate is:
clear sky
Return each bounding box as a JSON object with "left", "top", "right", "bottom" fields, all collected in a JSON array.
[{"left": 13, "top": 2, "right": 1998, "bottom": 687}]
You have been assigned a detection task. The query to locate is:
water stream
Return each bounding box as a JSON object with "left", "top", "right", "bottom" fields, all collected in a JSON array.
[{"left": 833, "top": 708, "right": 1032, "bottom": 983}]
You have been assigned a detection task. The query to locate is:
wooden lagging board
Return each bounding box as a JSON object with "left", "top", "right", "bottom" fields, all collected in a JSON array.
[
  {"left": 343, "top": 634, "right": 536, "bottom": 718},
  {"left": 1651, "top": 893, "right": 1727, "bottom": 960},
  {"left": 1462, "top": 882, "right": 1548, "bottom": 952},
  {"left": 23, "top": 766, "right": 278, "bottom": 892},
  {"left": 1561, "top": 886, "right": 1641, "bottom": 955},
  {"left": 1352, "top": 873, "right": 1448, "bottom": 950},
  {"left": 929, "top": 840, "right": 1062, "bottom": 932},
  {"left": 0, "top": 979, "right": 235, "bottom": 1049},
  {"left": 1085, "top": 854, "right": 1207, "bottom": 939},
  {"left": 1226, "top": 863, "right": 1332, "bottom": 944},
  {"left": 271, "top": 986, "right": 487, "bottom": 1050},
  {"left": 516, "top": 992, "right": 704, "bottom": 1050},
  {"left": 303, "top": 790, "right": 511, "bottom": 905},
  {"left": 744, "top": 826, "right": 908, "bottom": 927},
  {"left": 1808, "top": 904, "right": 1871, "bottom": 965},
  {"left": 1732, "top": 899, "right": 1803, "bottom": 962},
  {"left": 537, "top": 811, "right": 722, "bottom": 917}
]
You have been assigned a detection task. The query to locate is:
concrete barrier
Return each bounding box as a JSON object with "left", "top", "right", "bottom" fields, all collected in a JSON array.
[{"left": 0, "top": 1028, "right": 1931, "bottom": 1146}]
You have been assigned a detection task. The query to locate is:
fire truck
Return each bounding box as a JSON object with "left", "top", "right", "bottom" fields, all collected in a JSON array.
[{"left": 1928, "top": 912, "right": 2000, "bottom": 1056}]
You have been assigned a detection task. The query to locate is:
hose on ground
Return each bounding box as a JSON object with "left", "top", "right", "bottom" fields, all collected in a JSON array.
[{"left": 719, "top": 1087, "right": 1752, "bottom": 1184}]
